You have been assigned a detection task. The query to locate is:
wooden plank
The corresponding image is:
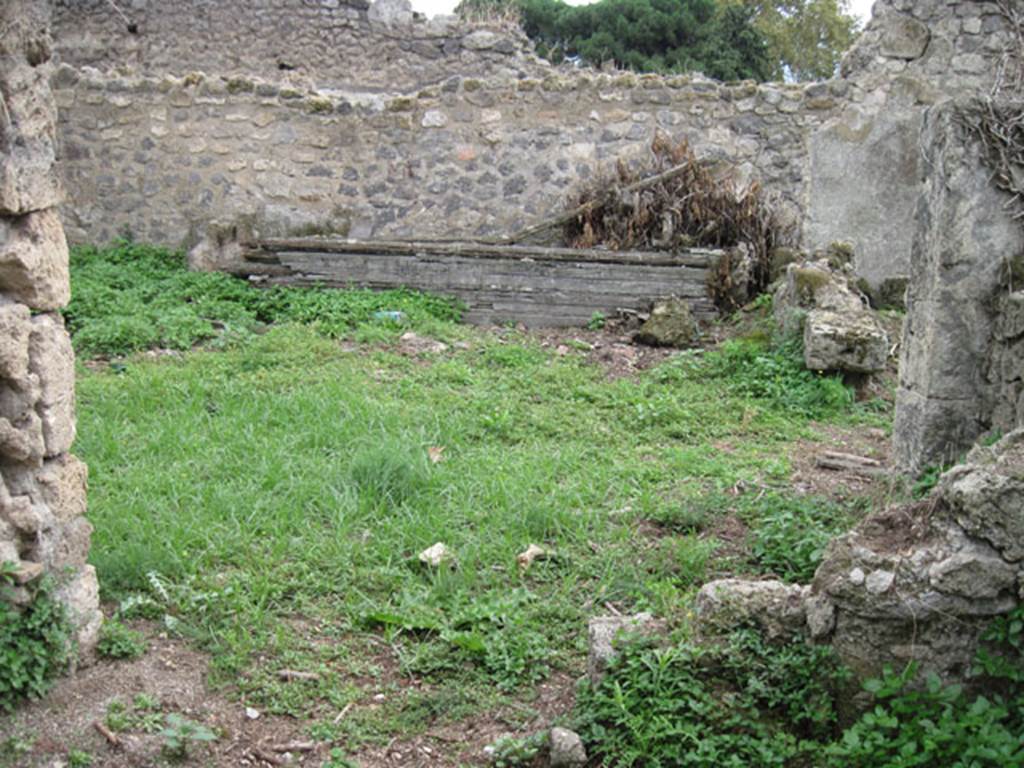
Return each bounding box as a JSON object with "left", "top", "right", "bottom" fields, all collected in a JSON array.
[
  {"left": 247, "top": 239, "right": 721, "bottom": 269},
  {"left": 234, "top": 237, "right": 720, "bottom": 328}
]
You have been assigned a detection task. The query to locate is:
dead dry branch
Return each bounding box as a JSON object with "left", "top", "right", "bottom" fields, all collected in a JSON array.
[{"left": 561, "top": 134, "right": 795, "bottom": 310}]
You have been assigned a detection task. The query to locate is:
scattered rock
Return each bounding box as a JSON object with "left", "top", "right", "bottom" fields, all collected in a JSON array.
[
  {"left": 880, "top": 15, "right": 931, "bottom": 60},
  {"left": 548, "top": 727, "right": 587, "bottom": 768},
  {"left": 694, "top": 579, "right": 809, "bottom": 640},
  {"left": 399, "top": 331, "right": 448, "bottom": 355},
  {"left": 587, "top": 612, "right": 663, "bottom": 684},
  {"left": 804, "top": 309, "right": 888, "bottom": 373},
  {"left": 245, "top": 706, "right": 261, "bottom": 720},
  {"left": 632, "top": 297, "right": 697, "bottom": 348},
  {"left": 418, "top": 541, "right": 454, "bottom": 568}
]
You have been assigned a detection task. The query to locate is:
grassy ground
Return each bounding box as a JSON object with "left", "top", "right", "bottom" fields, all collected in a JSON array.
[{"left": 54, "top": 242, "right": 908, "bottom": 764}]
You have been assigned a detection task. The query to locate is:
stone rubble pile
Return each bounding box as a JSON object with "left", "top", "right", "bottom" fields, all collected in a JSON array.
[
  {"left": 772, "top": 252, "right": 889, "bottom": 374},
  {"left": 697, "top": 427, "right": 1024, "bottom": 690}
]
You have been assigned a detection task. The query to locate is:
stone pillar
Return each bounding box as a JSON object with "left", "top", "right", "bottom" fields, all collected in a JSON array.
[
  {"left": 893, "top": 99, "right": 1024, "bottom": 474},
  {"left": 1, "top": 0, "right": 100, "bottom": 653}
]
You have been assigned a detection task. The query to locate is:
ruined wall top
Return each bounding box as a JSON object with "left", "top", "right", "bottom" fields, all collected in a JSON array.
[{"left": 51, "top": 0, "right": 549, "bottom": 91}]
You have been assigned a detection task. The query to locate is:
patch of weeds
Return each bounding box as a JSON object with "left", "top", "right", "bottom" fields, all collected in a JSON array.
[
  {"left": 347, "top": 439, "right": 431, "bottom": 507},
  {"left": 0, "top": 734, "right": 34, "bottom": 767},
  {"left": 574, "top": 628, "right": 848, "bottom": 767},
  {"left": 587, "top": 311, "right": 607, "bottom": 330},
  {"left": 67, "top": 749, "right": 94, "bottom": 768},
  {"left": 912, "top": 463, "right": 948, "bottom": 499},
  {"left": 829, "top": 603, "right": 1024, "bottom": 767},
  {"left": 322, "top": 748, "right": 360, "bottom": 768},
  {"left": 366, "top": 588, "right": 555, "bottom": 691},
  {"left": 661, "top": 338, "right": 853, "bottom": 418},
  {"left": 0, "top": 562, "right": 73, "bottom": 712},
  {"left": 746, "top": 493, "right": 854, "bottom": 583},
  {"left": 160, "top": 713, "right": 217, "bottom": 760},
  {"left": 65, "top": 240, "right": 462, "bottom": 358},
  {"left": 96, "top": 619, "right": 148, "bottom": 660},
  {"left": 105, "top": 696, "right": 164, "bottom": 733},
  {"left": 487, "top": 731, "right": 549, "bottom": 767}
]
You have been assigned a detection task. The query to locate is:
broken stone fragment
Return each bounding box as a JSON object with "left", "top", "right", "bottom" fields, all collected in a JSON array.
[
  {"left": 548, "top": 727, "right": 587, "bottom": 768},
  {"left": 418, "top": 541, "right": 454, "bottom": 567},
  {"left": 29, "top": 313, "right": 76, "bottom": 457},
  {"left": 0, "top": 211, "right": 70, "bottom": 311},
  {"left": 632, "top": 297, "right": 697, "bottom": 348},
  {"left": 587, "top": 612, "right": 663, "bottom": 685},
  {"left": 0, "top": 302, "right": 32, "bottom": 380},
  {"left": 56, "top": 564, "right": 102, "bottom": 655},
  {"left": 803, "top": 309, "right": 888, "bottom": 374},
  {"left": 694, "top": 579, "right": 810, "bottom": 640}
]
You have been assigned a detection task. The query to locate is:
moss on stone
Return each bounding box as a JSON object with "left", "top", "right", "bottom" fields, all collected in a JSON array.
[
  {"left": 306, "top": 97, "right": 334, "bottom": 114},
  {"left": 386, "top": 96, "right": 415, "bottom": 112},
  {"left": 225, "top": 77, "right": 255, "bottom": 94}
]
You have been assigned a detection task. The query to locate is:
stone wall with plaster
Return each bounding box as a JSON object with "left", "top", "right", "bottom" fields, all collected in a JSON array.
[
  {"left": 1, "top": 0, "right": 100, "bottom": 653},
  {"left": 50, "top": 0, "right": 1012, "bottom": 289}
]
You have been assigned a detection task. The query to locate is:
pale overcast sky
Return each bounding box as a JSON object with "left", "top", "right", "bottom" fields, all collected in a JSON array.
[{"left": 410, "top": 0, "right": 876, "bottom": 26}]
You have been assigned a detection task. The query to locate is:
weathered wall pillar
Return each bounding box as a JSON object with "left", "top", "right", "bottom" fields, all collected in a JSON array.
[
  {"left": 1, "top": 0, "right": 100, "bottom": 653},
  {"left": 894, "top": 99, "right": 1024, "bottom": 474}
]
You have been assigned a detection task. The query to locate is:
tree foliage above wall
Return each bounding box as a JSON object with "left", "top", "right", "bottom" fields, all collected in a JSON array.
[{"left": 456, "top": 0, "right": 859, "bottom": 82}]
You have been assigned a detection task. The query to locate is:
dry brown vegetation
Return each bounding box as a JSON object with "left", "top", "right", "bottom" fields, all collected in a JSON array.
[{"left": 562, "top": 135, "right": 795, "bottom": 309}]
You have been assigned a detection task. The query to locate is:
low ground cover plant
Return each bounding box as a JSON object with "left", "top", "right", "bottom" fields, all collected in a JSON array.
[
  {"left": 66, "top": 240, "right": 462, "bottom": 357},
  {"left": 0, "top": 564, "right": 73, "bottom": 712}
]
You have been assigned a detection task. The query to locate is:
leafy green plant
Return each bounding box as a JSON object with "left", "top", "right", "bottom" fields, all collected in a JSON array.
[
  {"left": 912, "top": 463, "right": 948, "bottom": 499},
  {"left": 827, "top": 666, "right": 1024, "bottom": 767},
  {"left": 487, "top": 731, "right": 548, "bottom": 767},
  {"left": 322, "top": 748, "right": 360, "bottom": 768},
  {"left": 96, "top": 619, "right": 148, "bottom": 660},
  {"left": 106, "top": 695, "right": 165, "bottom": 733},
  {"left": 660, "top": 338, "right": 853, "bottom": 418},
  {"left": 587, "top": 311, "right": 607, "bottom": 331},
  {"left": 748, "top": 494, "right": 851, "bottom": 582},
  {"left": 574, "top": 629, "right": 847, "bottom": 767},
  {"left": 65, "top": 240, "right": 462, "bottom": 357},
  {"left": 0, "top": 564, "right": 73, "bottom": 712},
  {"left": 67, "top": 749, "right": 94, "bottom": 767},
  {"left": 160, "top": 713, "right": 216, "bottom": 760}
]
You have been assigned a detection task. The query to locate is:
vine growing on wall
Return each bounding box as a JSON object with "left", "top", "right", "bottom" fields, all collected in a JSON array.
[{"left": 956, "top": 0, "right": 1024, "bottom": 261}]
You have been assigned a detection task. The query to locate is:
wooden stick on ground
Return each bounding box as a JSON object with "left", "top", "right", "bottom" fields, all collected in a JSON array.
[{"left": 93, "top": 721, "right": 122, "bottom": 747}]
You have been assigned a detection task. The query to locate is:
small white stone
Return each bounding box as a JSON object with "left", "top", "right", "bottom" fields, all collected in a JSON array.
[
  {"left": 849, "top": 567, "right": 866, "bottom": 586},
  {"left": 245, "top": 707, "right": 261, "bottom": 720},
  {"left": 421, "top": 110, "right": 447, "bottom": 128},
  {"left": 865, "top": 570, "right": 896, "bottom": 595},
  {"left": 418, "top": 542, "right": 453, "bottom": 567}
]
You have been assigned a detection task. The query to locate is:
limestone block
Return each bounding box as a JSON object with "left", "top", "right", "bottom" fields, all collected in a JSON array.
[
  {"left": 587, "top": 613, "right": 663, "bottom": 685},
  {"left": 35, "top": 454, "right": 88, "bottom": 523},
  {"left": 694, "top": 579, "right": 810, "bottom": 640},
  {"left": 0, "top": 1, "right": 62, "bottom": 215},
  {"left": 44, "top": 516, "right": 93, "bottom": 570},
  {"left": 633, "top": 297, "right": 698, "bottom": 348},
  {"left": 29, "top": 314, "right": 77, "bottom": 457},
  {"left": 928, "top": 539, "right": 1018, "bottom": 600},
  {"left": 0, "top": 303, "right": 33, "bottom": 381},
  {"left": 0, "top": 210, "right": 71, "bottom": 311},
  {"left": 0, "top": 413, "right": 45, "bottom": 465},
  {"left": 55, "top": 564, "right": 102, "bottom": 655},
  {"left": 880, "top": 14, "right": 931, "bottom": 60},
  {"left": 803, "top": 309, "right": 889, "bottom": 373}
]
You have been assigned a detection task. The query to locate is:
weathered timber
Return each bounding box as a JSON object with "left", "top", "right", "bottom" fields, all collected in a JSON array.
[{"left": 237, "top": 238, "right": 721, "bottom": 328}]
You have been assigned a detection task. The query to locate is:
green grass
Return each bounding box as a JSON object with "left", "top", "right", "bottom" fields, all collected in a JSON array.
[{"left": 68, "top": 242, "right": 891, "bottom": 756}]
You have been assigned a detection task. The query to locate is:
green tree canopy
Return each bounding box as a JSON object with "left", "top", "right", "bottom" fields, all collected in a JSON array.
[
  {"left": 456, "top": 0, "right": 859, "bottom": 83},
  {"left": 459, "top": 0, "right": 773, "bottom": 81},
  {"left": 722, "top": 0, "right": 860, "bottom": 81}
]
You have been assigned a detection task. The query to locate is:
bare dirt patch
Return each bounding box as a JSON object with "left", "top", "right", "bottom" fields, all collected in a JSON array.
[
  {"left": 1, "top": 619, "right": 577, "bottom": 768},
  {"left": 789, "top": 422, "right": 895, "bottom": 502}
]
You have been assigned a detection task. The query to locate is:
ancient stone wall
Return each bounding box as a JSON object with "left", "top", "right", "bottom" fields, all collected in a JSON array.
[
  {"left": 50, "top": 0, "right": 1012, "bottom": 289},
  {"left": 1, "top": 0, "right": 100, "bottom": 653},
  {"left": 53, "top": 66, "right": 837, "bottom": 249},
  {"left": 51, "top": 0, "right": 546, "bottom": 92}
]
